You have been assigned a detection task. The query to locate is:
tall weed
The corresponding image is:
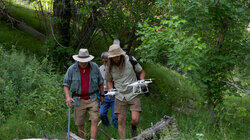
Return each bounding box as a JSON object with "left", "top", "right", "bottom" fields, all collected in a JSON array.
[
  {"left": 143, "top": 63, "right": 201, "bottom": 110},
  {"left": 0, "top": 45, "right": 68, "bottom": 139}
]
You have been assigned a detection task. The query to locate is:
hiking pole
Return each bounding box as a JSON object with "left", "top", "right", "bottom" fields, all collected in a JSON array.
[{"left": 67, "top": 106, "right": 71, "bottom": 140}]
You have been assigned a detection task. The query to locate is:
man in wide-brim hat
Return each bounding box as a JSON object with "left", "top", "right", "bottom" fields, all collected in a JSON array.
[
  {"left": 63, "top": 48, "right": 105, "bottom": 140},
  {"left": 106, "top": 44, "right": 146, "bottom": 139}
]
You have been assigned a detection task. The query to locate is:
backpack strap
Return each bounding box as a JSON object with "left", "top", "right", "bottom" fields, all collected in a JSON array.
[
  {"left": 129, "top": 56, "right": 140, "bottom": 80},
  {"left": 129, "top": 56, "right": 138, "bottom": 73}
]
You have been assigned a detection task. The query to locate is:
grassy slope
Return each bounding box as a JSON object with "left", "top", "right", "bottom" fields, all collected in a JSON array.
[
  {"left": 0, "top": 21, "right": 45, "bottom": 56},
  {"left": 5, "top": 1, "right": 46, "bottom": 34}
]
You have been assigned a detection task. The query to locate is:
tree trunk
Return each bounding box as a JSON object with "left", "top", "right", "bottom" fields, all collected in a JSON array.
[
  {"left": 72, "top": 0, "right": 112, "bottom": 50},
  {"left": 53, "top": 0, "right": 71, "bottom": 47}
]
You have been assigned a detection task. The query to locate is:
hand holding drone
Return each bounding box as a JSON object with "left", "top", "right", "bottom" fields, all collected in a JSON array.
[
  {"left": 105, "top": 88, "right": 120, "bottom": 97},
  {"left": 127, "top": 79, "right": 153, "bottom": 94}
]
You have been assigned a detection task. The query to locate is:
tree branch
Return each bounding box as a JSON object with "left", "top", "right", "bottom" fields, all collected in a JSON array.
[
  {"left": 221, "top": 79, "right": 250, "bottom": 96},
  {"left": 49, "top": 0, "right": 67, "bottom": 48},
  {"left": 37, "top": 0, "right": 49, "bottom": 36}
]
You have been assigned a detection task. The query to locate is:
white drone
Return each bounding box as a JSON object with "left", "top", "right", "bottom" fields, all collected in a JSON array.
[
  {"left": 127, "top": 79, "right": 153, "bottom": 94},
  {"left": 105, "top": 89, "right": 120, "bottom": 96}
]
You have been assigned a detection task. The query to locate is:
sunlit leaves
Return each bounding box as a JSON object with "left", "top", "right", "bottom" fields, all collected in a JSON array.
[{"left": 137, "top": 15, "right": 206, "bottom": 73}]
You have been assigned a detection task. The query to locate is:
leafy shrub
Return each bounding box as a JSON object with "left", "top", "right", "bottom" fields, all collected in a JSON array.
[
  {"left": 137, "top": 16, "right": 206, "bottom": 73},
  {"left": 215, "top": 95, "right": 250, "bottom": 136},
  {"left": 0, "top": 45, "right": 68, "bottom": 138},
  {"left": 137, "top": 0, "right": 248, "bottom": 123}
]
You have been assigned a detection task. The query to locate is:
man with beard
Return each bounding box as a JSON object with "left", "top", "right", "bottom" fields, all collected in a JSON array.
[{"left": 106, "top": 44, "right": 146, "bottom": 139}]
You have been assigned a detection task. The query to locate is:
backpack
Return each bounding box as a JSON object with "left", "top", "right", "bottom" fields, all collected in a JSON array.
[
  {"left": 128, "top": 56, "right": 140, "bottom": 80},
  {"left": 128, "top": 56, "right": 150, "bottom": 96}
]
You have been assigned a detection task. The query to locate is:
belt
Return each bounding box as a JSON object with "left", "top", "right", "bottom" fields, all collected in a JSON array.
[{"left": 72, "top": 90, "right": 98, "bottom": 98}]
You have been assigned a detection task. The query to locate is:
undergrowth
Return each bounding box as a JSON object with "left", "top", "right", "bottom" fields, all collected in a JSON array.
[
  {"left": 0, "top": 45, "right": 249, "bottom": 139},
  {"left": 0, "top": 45, "right": 67, "bottom": 139}
]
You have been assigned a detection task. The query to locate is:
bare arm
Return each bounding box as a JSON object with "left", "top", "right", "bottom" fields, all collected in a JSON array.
[
  {"left": 63, "top": 86, "right": 74, "bottom": 107},
  {"left": 139, "top": 70, "right": 146, "bottom": 80},
  {"left": 99, "top": 83, "right": 105, "bottom": 95},
  {"left": 107, "top": 81, "right": 113, "bottom": 91}
]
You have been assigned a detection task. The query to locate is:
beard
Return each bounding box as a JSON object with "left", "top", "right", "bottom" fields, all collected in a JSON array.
[{"left": 114, "top": 60, "right": 121, "bottom": 66}]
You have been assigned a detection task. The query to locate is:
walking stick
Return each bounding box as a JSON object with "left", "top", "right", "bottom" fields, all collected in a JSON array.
[{"left": 67, "top": 107, "right": 71, "bottom": 140}]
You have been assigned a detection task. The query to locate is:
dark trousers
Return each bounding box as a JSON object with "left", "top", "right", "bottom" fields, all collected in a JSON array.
[{"left": 100, "top": 96, "right": 118, "bottom": 128}]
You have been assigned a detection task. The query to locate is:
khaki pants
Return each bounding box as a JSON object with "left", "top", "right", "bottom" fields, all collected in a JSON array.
[{"left": 74, "top": 99, "right": 99, "bottom": 125}]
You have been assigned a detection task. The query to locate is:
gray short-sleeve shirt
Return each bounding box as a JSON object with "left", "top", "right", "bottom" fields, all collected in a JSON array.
[{"left": 106, "top": 55, "right": 143, "bottom": 101}]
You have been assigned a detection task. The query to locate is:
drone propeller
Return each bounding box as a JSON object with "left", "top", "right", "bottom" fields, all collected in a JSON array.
[{"left": 144, "top": 78, "right": 154, "bottom": 81}]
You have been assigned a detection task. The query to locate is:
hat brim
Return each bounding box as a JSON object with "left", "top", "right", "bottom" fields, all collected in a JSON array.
[
  {"left": 108, "top": 51, "right": 126, "bottom": 58},
  {"left": 72, "top": 55, "right": 94, "bottom": 62}
]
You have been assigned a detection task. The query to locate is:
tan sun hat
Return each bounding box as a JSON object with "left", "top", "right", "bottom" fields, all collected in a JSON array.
[
  {"left": 108, "top": 44, "right": 126, "bottom": 58},
  {"left": 72, "top": 48, "right": 94, "bottom": 62}
]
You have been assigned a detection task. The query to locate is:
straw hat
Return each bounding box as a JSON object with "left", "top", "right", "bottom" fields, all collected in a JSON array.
[
  {"left": 72, "top": 49, "right": 94, "bottom": 62},
  {"left": 108, "top": 44, "right": 126, "bottom": 58}
]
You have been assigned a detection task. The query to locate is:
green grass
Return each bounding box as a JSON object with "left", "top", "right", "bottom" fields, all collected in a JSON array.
[
  {"left": 5, "top": 1, "right": 47, "bottom": 34},
  {"left": 0, "top": 46, "right": 249, "bottom": 139},
  {"left": 0, "top": 21, "right": 45, "bottom": 56}
]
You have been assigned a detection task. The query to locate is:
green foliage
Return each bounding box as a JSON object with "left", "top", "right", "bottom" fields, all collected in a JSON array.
[
  {"left": 95, "top": 0, "right": 157, "bottom": 52},
  {"left": 137, "top": 16, "right": 206, "bottom": 73},
  {"left": 138, "top": 0, "right": 249, "bottom": 109},
  {"left": 44, "top": 37, "right": 75, "bottom": 71},
  {"left": 0, "top": 111, "right": 42, "bottom": 139},
  {"left": 1, "top": 0, "right": 249, "bottom": 139},
  {"left": 215, "top": 96, "right": 250, "bottom": 133},
  {"left": 143, "top": 63, "right": 201, "bottom": 110},
  {"left": 0, "top": 45, "right": 68, "bottom": 138},
  {"left": 172, "top": 96, "right": 250, "bottom": 140}
]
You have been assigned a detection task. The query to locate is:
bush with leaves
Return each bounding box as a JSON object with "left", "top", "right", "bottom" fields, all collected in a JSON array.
[
  {"left": 137, "top": 16, "right": 206, "bottom": 73},
  {"left": 0, "top": 45, "right": 68, "bottom": 138},
  {"left": 137, "top": 0, "right": 248, "bottom": 122}
]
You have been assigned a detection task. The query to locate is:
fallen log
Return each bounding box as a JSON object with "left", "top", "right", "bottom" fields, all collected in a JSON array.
[
  {"left": 69, "top": 132, "right": 84, "bottom": 140},
  {"left": 130, "top": 116, "right": 177, "bottom": 140},
  {"left": 0, "top": 1, "right": 46, "bottom": 41}
]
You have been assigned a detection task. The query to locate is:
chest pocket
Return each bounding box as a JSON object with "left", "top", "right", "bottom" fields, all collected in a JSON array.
[
  {"left": 111, "top": 67, "right": 121, "bottom": 81},
  {"left": 90, "top": 73, "right": 99, "bottom": 86},
  {"left": 123, "top": 61, "right": 134, "bottom": 77},
  {"left": 71, "top": 71, "right": 80, "bottom": 92}
]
